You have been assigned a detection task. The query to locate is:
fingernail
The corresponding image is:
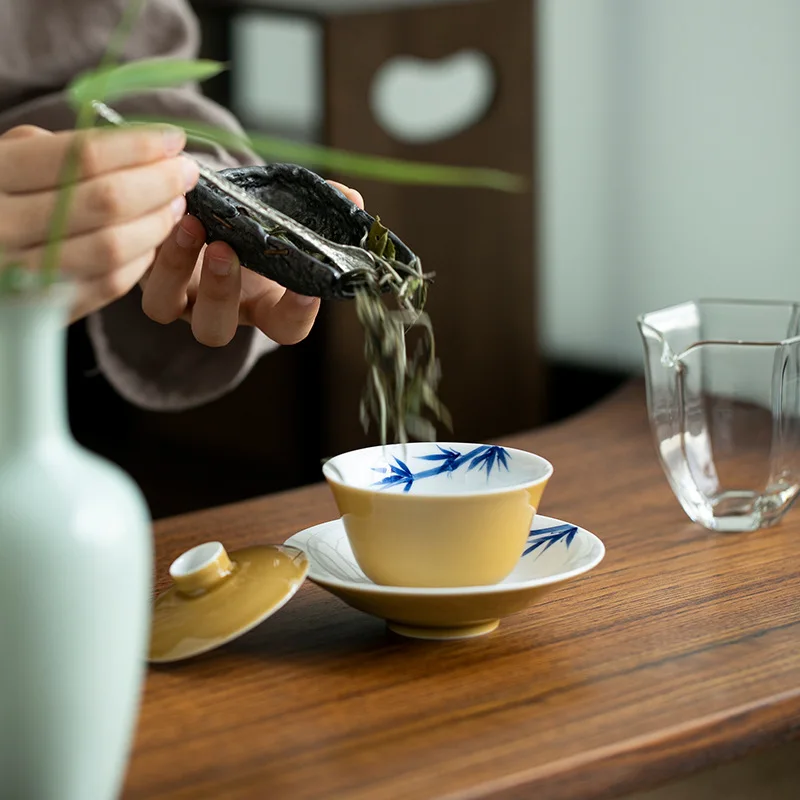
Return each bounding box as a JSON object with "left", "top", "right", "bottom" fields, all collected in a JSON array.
[
  {"left": 332, "top": 182, "right": 364, "bottom": 208},
  {"left": 181, "top": 156, "right": 199, "bottom": 191},
  {"left": 175, "top": 219, "right": 198, "bottom": 249},
  {"left": 208, "top": 254, "right": 233, "bottom": 277},
  {"left": 349, "top": 188, "right": 364, "bottom": 208},
  {"left": 171, "top": 196, "right": 186, "bottom": 223},
  {"left": 293, "top": 293, "right": 317, "bottom": 306},
  {"left": 163, "top": 126, "right": 185, "bottom": 156}
]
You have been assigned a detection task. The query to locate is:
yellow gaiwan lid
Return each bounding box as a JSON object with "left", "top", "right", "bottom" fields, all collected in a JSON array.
[{"left": 149, "top": 540, "right": 308, "bottom": 663}]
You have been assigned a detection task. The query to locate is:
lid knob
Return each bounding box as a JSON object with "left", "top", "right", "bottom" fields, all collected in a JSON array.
[{"left": 169, "top": 541, "right": 233, "bottom": 595}]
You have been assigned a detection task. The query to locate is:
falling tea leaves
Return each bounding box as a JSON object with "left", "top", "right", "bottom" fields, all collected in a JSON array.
[{"left": 354, "top": 218, "right": 451, "bottom": 445}]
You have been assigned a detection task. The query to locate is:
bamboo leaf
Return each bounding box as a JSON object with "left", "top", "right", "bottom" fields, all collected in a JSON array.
[
  {"left": 119, "top": 114, "right": 527, "bottom": 192},
  {"left": 67, "top": 59, "right": 226, "bottom": 109}
]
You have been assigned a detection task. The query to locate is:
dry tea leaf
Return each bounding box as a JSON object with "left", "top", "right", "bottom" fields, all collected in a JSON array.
[{"left": 353, "top": 218, "right": 451, "bottom": 445}]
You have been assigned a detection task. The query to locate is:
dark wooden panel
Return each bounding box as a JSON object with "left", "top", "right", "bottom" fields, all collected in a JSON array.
[
  {"left": 320, "top": 0, "right": 544, "bottom": 454},
  {"left": 194, "top": 5, "right": 234, "bottom": 109}
]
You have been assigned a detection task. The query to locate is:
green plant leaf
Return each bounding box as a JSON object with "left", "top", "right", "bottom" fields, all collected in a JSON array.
[
  {"left": 121, "top": 114, "right": 527, "bottom": 193},
  {"left": 67, "top": 59, "right": 226, "bottom": 110}
]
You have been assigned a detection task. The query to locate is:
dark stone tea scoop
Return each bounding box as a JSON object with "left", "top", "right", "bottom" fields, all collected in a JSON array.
[
  {"left": 185, "top": 164, "right": 418, "bottom": 300},
  {"left": 89, "top": 100, "right": 418, "bottom": 300}
]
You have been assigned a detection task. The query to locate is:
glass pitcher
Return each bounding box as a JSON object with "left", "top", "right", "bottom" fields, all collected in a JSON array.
[{"left": 637, "top": 299, "right": 800, "bottom": 532}]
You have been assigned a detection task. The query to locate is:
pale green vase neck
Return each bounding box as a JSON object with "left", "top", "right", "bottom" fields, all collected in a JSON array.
[{"left": 0, "top": 287, "right": 72, "bottom": 455}]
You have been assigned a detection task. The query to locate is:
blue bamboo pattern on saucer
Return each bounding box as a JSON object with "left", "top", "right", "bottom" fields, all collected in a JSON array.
[
  {"left": 372, "top": 445, "right": 511, "bottom": 492},
  {"left": 523, "top": 523, "right": 578, "bottom": 557}
]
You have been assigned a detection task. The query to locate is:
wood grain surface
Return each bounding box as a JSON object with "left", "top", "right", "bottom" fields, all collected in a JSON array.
[{"left": 122, "top": 382, "right": 800, "bottom": 799}]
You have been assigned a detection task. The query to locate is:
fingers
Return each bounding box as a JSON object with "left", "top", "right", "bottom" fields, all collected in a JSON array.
[
  {"left": 247, "top": 285, "right": 320, "bottom": 345},
  {"left": 13, "top": 196, "right": 186, "bottom": 277},
  {"left": 141, "top": 215, "right": 206, "bottom": 324},
  {"left": 228, "top": 177, "right": 359, "bottom": 344},
  {"left": 0, "top": 124, "right": 186, "bottom": 193},
  {"left": 0, "top": 124, "right": 52, "bottom": 142},
  {"left": 146, "top": 221, "right": 319, "bottom": 347},
  {"left": 3, "top": 156, "right": 199, "bottom": 250},
  {"left": 189, "top": 241, "right": 242, "bottom": 347},
  {"left": 69, "top": 252, "right": 155, "bottom": 323},
  {"left": 145, "top": 228, "right": 246, "bottom": 347},
  {"left": 248, "top": 178, "right": 360, "bottom": 342},
  {"left": 327, "top": 180, "right": 364, "bottom": 209}
]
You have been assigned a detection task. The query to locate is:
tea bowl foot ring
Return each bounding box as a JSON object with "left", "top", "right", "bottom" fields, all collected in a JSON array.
[{"left": 387, "top": 619, "right": 500, "bottom": 640}]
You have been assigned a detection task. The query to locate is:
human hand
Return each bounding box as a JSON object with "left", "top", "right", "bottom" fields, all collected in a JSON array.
[
  {"left": 0, "top": 124, "right": 199, "bottom": 321},
  {"left": 139, "top": 181, "right": 365, "bottom": 347}
]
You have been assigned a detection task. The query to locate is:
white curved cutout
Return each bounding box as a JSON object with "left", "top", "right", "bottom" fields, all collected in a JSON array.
[{"left": 370, "top": 49, "right": 495, "bottom": 144}]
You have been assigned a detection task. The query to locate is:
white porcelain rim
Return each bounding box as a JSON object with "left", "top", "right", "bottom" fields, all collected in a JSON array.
[{"left": 322, "top": 442, "right": 554, "bottom": 498}]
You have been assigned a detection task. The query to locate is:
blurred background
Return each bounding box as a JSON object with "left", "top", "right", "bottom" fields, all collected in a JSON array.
[{"left": 67, "top": 0, "right": 800, "bottom": 519}]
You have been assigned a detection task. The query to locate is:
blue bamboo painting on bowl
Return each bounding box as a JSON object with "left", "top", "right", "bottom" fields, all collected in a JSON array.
[
  {"left": 523, "top": 523, "right": 578, "bottom": 558},
  {"left": 371, "top": 445, "right": 511, "bottom": 492}
]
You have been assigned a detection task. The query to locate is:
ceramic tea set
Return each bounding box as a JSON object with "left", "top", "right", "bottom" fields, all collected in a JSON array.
[{"left": 150, "top": 442, "right": 606, "bottom": 663}]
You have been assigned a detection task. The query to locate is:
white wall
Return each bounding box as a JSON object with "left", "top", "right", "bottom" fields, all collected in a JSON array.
[
  {"left": 232, "top": 1, "right": 800, "bottom": 373},
  {"left": 539, "top": 0, "right": 800, "bottom": 372}
]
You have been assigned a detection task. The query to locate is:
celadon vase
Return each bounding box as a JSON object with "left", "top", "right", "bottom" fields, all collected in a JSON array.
[{"left": 0, "top": 283, "right": 153, "bottom": 799}]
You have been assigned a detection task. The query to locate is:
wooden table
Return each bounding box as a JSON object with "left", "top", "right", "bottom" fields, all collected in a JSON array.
[{"left": 123, "top": 382, "right": 800, "bottom": 799}]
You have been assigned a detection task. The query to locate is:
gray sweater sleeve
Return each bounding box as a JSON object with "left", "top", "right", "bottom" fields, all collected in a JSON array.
[{"left": 0, "top": 0, "right": 279, "bottom": 411}]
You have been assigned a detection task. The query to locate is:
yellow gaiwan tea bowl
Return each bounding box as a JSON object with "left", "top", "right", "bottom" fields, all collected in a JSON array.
[{"left": 322, "top": 442, "right": 553, "bottom": 588}]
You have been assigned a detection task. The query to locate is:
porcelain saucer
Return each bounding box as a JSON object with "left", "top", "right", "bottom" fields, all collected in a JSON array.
[{"left": 284, "top": 515, "right": 605, "bottom": 640}]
